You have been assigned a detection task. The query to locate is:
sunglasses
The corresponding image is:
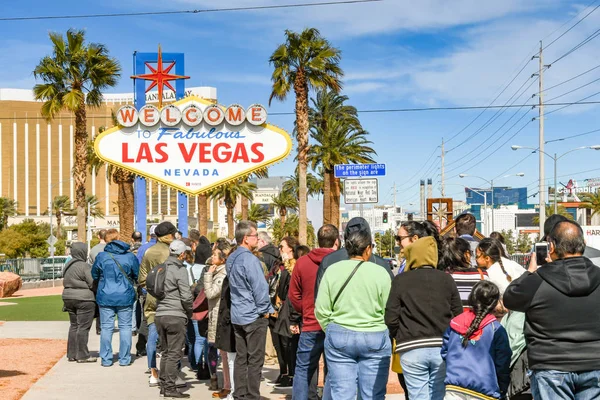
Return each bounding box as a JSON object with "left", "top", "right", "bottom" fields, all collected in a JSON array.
[{"left": 395, "top": 235, "right": 412, "bottom": 242}]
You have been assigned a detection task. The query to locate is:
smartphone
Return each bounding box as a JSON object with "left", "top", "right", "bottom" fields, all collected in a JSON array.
[{"left": 535, "top": 242, "right": 549, "bottom": 266}]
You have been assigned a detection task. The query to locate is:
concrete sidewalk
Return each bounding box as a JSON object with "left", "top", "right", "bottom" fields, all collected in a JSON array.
[{"left": 1, "top": 321, "right": 404, "bottom": 399}]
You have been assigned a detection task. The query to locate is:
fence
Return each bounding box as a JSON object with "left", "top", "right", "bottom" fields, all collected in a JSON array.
[
  {"left": 510, "top": 253, "right": 531, "bottom": 268},
  {"left": 0, "top": 258, "right": 44, "bottom": 281}
]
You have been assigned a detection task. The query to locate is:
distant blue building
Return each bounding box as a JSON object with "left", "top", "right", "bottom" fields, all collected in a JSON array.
[{"left": 465, "top": 187, "right": 528, "bottom": 209}]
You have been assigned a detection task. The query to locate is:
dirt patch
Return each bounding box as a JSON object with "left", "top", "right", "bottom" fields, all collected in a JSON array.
[
  {"left": 10, "top": 287, "right": 63, "bottom": 299},
  {"left": 0, "top": 302, "right": 17, "bottom": 307},
  {"left": 0, "top": 339, "right": 66, "bottom": 400}
]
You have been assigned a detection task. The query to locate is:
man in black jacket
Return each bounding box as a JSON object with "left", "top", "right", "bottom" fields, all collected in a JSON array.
[{"left": 504, "top": 220, "right": 600, "bottom": 400}]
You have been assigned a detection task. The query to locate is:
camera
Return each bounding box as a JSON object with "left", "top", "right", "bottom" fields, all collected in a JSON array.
[{"left": 535, "top": 242, "right": 549, "bottom": 266}]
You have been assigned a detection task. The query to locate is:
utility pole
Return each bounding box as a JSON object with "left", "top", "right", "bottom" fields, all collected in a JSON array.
[
  {"left": 441, "top": 139, "right": 445, "bottom": 197},
  {"left": 537, "top": 41, "right": 546, "bottom": 236}
]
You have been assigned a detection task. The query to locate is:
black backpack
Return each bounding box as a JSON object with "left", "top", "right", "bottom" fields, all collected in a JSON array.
[{"left": 146, "top": 262, "right": 167, "bottom": 300}]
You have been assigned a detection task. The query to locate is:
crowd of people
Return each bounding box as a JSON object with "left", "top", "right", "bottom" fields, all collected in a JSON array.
[{"left": 59, "top": 213, "right": 600, "bottom": 400}]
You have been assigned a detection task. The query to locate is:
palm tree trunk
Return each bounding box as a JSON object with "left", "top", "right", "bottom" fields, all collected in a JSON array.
[
  {"left": 241, "top": 178, "right": 249, "bottom": 221},
  {"left": 227, "top": 206, "right": 234, "bottom": 240},
  {"left": 56, "top": 212, "right": 62, "bottom": 240},
  {"left": 331, "top": 174, "right": 341, "bottom": 229},
  {"left": 118, "top": 178, "right": 135, "bottom": 241},
  {"left": 322, "top": 169, "right": 331, "bottom": 224},
  {"left": 294, "top": 71, "right": 310, "bottom": 245},
  {"left": 198, "top": 194, "right": 208, "bottom": 236},
  {"left": 280, "top": 209, "right": 287, "bottom": 231},
  {"left": 74, "top": 101, "right": 88, "bottom": 242}
]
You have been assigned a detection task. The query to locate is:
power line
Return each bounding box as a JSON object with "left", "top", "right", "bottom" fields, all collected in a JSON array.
[
  {"left": 543, "top": 1, "right": 600, "bottom": 50},
  {"left": 541, "top": 63, "right": 600, "bottom": 93},
  {"left": 545, "top": 76, "right": 600, "bottom": 102},
  {"left": 544, "top": 90, "right": 600, "bottom": 116},
  {"left": 550, "top": 27, "right": 600, "bottom": 65},
  {"left": 546, "top": 127, "right": 600, "bottom": 143},
  {"left": 0, "top": 0, "right": 382, "bottom": 21}
]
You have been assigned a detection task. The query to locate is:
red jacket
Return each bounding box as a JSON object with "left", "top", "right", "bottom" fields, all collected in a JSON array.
[{"left": 289, "top": 248, "right": 334, "bottom": 332}]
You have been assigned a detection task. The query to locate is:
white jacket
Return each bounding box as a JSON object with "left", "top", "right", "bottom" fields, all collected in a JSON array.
[{"left": 488, "top": 257, "right": 526, "bottom": 295}]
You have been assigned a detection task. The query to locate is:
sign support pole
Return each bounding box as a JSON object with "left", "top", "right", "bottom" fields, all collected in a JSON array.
[{"left": 134, "top": 51, "right": 148, "bottom": 242}]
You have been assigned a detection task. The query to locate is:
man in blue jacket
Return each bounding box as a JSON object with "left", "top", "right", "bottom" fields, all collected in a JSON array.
[
  {"left": 226, "top": 220, "right": 274, "bottom": 400},
  {"left": 92, "top": 228, "right": 140, "bottom": 367}
]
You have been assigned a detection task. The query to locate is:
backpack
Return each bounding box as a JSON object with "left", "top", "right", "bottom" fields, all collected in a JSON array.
[{"left": 146, "top": 262, "right": 167, "bottom": 300}]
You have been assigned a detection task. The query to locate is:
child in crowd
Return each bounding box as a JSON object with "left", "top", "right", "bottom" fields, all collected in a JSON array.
[{"left": 441, "top": 280, "right": 511, "bottom": 400}]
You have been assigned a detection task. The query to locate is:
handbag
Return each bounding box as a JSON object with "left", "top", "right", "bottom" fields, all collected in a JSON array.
[
  {"left": 192, "top": 289, "right": 209, "bottom": 321},
  {"left": 391, "top": 339, "right": 403, "bottom": 373},
  {"left": 108, "top": 254, "right": 138, "bottom": 300},
  {"left": 332, "top": 261, "right": 365, "bottom": 308}
]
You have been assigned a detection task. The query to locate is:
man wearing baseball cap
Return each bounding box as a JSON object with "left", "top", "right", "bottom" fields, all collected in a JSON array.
[
  {"left": 138, "top": 221, "right": 178, "bottom": 387},
  {"left": 155, "top": 239, "right": 194, "bottom": 398}
]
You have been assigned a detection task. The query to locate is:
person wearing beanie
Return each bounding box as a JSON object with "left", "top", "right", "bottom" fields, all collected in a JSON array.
[
  {"left": 315, "top": 217, "right": 393, "bottom": 299},
  {"left": 155, "top": 240, "right": 194, "bottom": 399},
  {"left": 138, "top": 221, "right": 177, "bottom": 387},
  {"left": 385, "top": 236, "right": 462, "bottom": 400}
]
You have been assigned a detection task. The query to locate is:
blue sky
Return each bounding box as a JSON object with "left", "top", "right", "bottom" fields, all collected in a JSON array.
[{"left": 2, "top": 0, "right": 600, "bottom": 227}]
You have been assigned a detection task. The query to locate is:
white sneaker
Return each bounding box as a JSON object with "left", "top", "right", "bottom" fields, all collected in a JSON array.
[{"left": 149, "top": 374, "right": 159, "bottom": 387}]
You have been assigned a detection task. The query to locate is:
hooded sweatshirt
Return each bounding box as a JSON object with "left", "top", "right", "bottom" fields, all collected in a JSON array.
[
  {"left": 62, "top": 242, "right": 95, "bottom": 302},
  {"left": 441, "top": 310, "right": 511, "bottom": 399},
  {"left": 289, "top": 248, "right": 335, "bottom": 332},
  {"left": 260, "top": 243, "right": 282, "bottom": 276},
  {"left": 504, "top": 256, "right": 600, "bottom": 371},
  {"left": 385, "top": 237, "right": 463, "bottom": 353}
]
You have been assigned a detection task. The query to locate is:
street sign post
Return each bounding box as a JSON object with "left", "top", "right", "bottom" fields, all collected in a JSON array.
[
  {"left": 46, "top": 235, "right": 58, "bottom": 246},
  {"left": 334, "top": 163, "right": 386, "bottom": 178},
  {"left": 344, "top": 178, "right": 379, "bottom": 204}
]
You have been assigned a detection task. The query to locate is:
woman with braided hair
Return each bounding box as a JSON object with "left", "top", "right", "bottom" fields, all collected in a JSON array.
[
  {"left": 441, "top": 280, "right": 512, "bottom": 400},
  {"left": 476, "top": 238, "right": 525, "bottom": 296}
]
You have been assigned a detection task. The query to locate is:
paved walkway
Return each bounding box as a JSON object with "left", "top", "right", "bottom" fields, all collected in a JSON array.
[{"left": 1, "top": 321, "right": 405, "bottom": 399}]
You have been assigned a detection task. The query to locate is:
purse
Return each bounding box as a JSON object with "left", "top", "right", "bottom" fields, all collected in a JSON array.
[{"left": 391, "top": 339, "right": 403, "bottom": 373}]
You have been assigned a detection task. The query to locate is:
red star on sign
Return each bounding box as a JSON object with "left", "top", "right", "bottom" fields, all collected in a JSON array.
[{"left": 131, "top": 45, "right": 190, "bottom": 108}]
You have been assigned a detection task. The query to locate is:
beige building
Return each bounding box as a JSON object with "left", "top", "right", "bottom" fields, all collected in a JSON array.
[{"left": 0, "top": 86, "right": 219, "bottom": 233}]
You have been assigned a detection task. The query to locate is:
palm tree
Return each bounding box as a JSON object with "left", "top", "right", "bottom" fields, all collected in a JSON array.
[
  {"left": 0, "top": 198, "right": 18, "bottom": 231},
  {"left": 271, "top": 191, "right": 299, "bottom": 230},
  {"left": 281, "top": 214, "right": 316, "bottom": 247},
  {"left": 237, "top": 204, "right": 270, "bottom": 225},
  {"left": 282, "top": 167, "right": 324, "bottom": 200},
  {"left": 269, "top": 28, "right": 343, "bottom": 244},
  {"left": 209, "top": 179, "right": 257, "bottom": 239},
  {"left": 198, "top": 194, "right": 209, "bottom": 236},
  {"left": 240, "top": 168, "right": 269, "bottom": 221},
  {"left": 85, "top": 195, "right": 105, "bottom": 220},
  {"left": 533, "top": 204, "right": 574, "bottom": 225},
  {"left": 308, "top": 89, "right": 368, "bottom": 225},
  {"left": 48, "top": 195, "right": 73, "bottom": 239},
  {"left": 33, "top": 29, "right": 121, "bottom": 241},
  {"left": 90, "top": 112, "right": 136, "bottom": 240},
  {"left": 309, "top": 116, "right": 376, "bottom": 229},
  {"left": 581, "top": 192, "right": 600, "bottom": 218}
]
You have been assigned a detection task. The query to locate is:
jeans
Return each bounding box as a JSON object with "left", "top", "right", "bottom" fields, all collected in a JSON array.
[
  {"left": 99, "top": 305, "right": 134, "bottom": 367},
  {"left": 400, "top": 347, "right": 446, "bottom": 400},
  {"left": 530, "top": 369, "right": 600, "bottom": 400},
  {"left": 63, "top": 299, "right": 95, "bottom": 361},
  {"left": 156, "top": 315, "right": 187, "bottom": 391},
  {"left": 186, "top": 320, "right": 208, "bottom": 370},
  {"left": 147, "top": 322, "right": 159, "bottom": 369},
  {"left": 293, "top": 330, "right": 327, "bottom": 400},
  {"left": 233, "top": 318, "right": 269, "bottom": 400},
  {"left": 324, "top": 323, "right": 391, "bottom": 400}
]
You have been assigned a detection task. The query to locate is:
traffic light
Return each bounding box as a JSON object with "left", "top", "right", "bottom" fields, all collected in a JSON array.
[{"left": 382, "top": 212, "right": 388, "bottom": 223}]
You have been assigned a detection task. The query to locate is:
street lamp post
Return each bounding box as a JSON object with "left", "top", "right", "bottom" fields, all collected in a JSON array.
[
  {"left": 48, "top": 178, "right": 73, "bottom": 286},
  {"left": 511, "top": 145, "right": 600, "bottom": 215},
  {"left": 459, "top": 173, "right": 525, "bottom": 233}
]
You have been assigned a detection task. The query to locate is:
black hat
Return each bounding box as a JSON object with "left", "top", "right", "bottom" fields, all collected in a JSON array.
[
  {"left": 155, "top": 221, "right": 177, "bottom": 238},
  {"left": 345, "top": 217, "right": 372, "bottom": 237}
]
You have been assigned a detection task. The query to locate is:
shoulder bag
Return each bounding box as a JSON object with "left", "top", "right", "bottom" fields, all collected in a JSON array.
[
  {"left": 332, "top": 260, "right": 365, "bottom": 308},
  {"left": 109, "top": 254, "right": 138, "bottom": 300}
]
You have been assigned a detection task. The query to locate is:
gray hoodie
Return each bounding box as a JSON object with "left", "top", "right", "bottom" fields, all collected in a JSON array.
[
  {"left": 62, "top": 243, "right": 95, "bottom": 302},
  {"left": 155, "top": 255, "right": 193, "bottom": 320}
]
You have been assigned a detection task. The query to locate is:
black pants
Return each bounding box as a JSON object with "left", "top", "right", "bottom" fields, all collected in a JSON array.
[
  {"left": 63, "top": 299, "right": 95, "bottom": 360},
  {"left": 397, "top": 373, "right": 409, "bottom": 400},
  {"left": 156, "top": 315, "right": 187, "bottom": 391},
  {"left": 269, "top": 317, "right": 287, "bottom": 375},
  {"left": 234, "top": 318, "right": 269, "bottom": 400},
  {"left": 288, "top": 334, "right": 299, "bottom": 377}
]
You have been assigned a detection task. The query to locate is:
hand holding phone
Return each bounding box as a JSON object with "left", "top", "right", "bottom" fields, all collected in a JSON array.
[{"left": 535, "top": 242, "right": 549, "bottom": 266}]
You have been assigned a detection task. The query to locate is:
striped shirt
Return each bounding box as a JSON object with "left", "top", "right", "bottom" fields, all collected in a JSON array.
[{"left": 449, "top": 269, "right": 489, "bottom": 308}]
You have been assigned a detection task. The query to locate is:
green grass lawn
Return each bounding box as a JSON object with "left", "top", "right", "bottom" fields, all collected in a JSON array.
[{"left": 0, "top": 295, "right": 69, "bottom": 321}]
